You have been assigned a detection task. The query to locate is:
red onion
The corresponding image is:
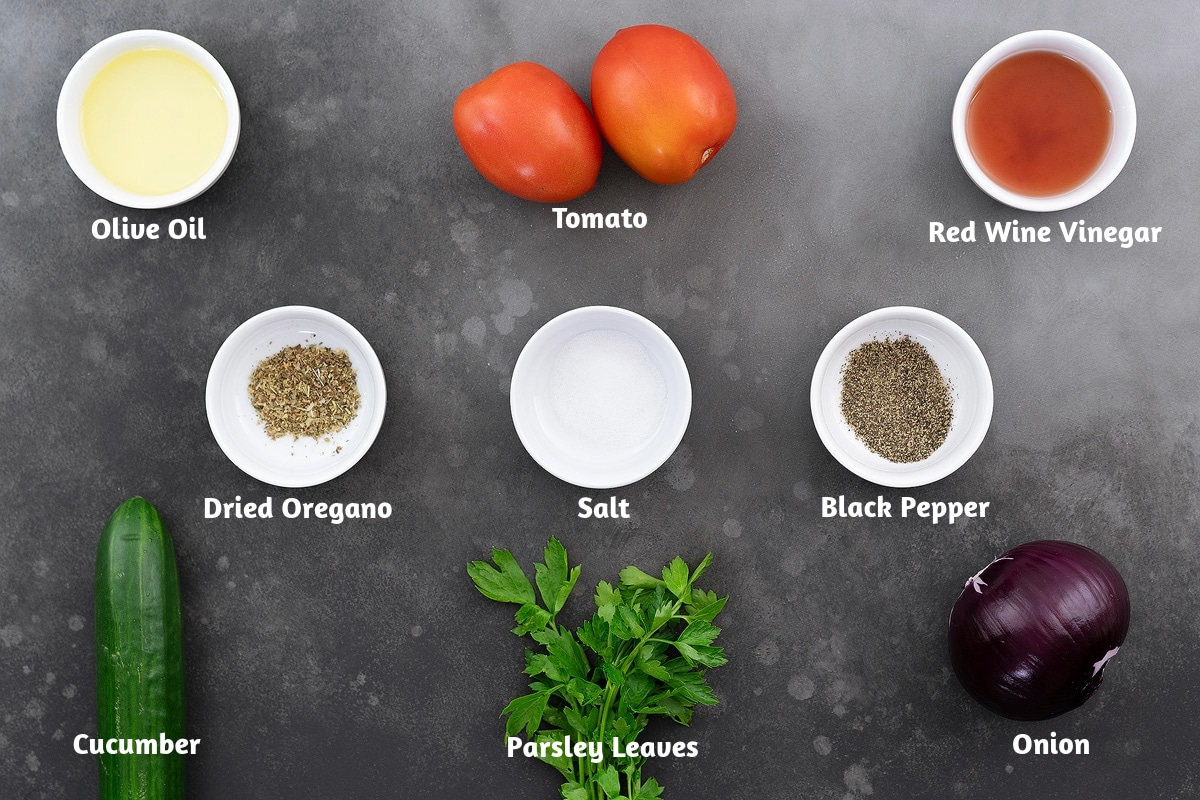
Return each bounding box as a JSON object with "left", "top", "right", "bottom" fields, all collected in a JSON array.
[{"left": 948, "top": 540, "right": 1130, "bottom": 721}]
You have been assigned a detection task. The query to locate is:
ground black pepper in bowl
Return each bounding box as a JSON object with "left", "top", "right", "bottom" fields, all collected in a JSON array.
[{"left": 839, "top": 336, "right": 952, "bottom": 463}]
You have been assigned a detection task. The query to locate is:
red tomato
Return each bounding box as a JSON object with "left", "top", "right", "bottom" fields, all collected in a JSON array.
[
  {"left": 453, "top": 62, "right": 602, "bottom": 202},
  {"left": 591, "top": 25, "right": 737, "bottom": 185}
]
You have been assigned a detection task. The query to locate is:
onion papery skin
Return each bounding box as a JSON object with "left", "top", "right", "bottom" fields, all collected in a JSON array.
[{"left": 948, "top": 540, "right": 1130, "bottom": 721}]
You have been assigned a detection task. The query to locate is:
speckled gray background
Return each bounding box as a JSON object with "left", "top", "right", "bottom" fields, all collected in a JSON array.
[{"left": 2, "top": 0, "right": 1199, "bottom": 798}]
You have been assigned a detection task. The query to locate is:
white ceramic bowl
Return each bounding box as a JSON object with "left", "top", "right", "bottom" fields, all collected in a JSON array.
[
  {"left": 206, "top": 306, "right": 386, "bottom": 488},
  {"left": 510, "top": 306, "right": 692, "bottom": 489},
  {"left": 952, "top": 30, "right": 1135, "bottom": 212},
  {"left": 57, "top": 29, "right": 241, "bottom": 209},
  {"left": 810, "top": 307, "right": 993, "bottom": 488}
]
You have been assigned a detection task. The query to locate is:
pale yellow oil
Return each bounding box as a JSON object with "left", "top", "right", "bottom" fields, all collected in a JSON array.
[{"left": 81, "top": 48, "right": 228, "bottom": 196}]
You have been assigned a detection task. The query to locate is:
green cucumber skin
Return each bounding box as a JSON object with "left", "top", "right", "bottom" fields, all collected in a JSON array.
[{"left": 95, "top": 496, "right": 185, "bottom": 799}]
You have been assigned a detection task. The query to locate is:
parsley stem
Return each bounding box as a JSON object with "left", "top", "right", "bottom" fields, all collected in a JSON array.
[{"left": 593, "top": 593, "right": 688, "bottom": 794}]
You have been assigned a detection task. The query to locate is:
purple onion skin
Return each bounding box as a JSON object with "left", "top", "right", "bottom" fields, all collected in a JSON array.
[{"left": 948, "top": 540, "right": 1131, "bottom": 721}]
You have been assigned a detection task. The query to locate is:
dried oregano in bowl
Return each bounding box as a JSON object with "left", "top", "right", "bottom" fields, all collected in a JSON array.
[{"left": 248, "top": 343, "right": 361, "bottom": 439}]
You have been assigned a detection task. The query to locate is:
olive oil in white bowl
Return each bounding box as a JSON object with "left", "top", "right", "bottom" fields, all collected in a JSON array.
[{"left": 58, "top": 30, "right": 240, "bottom": 208}]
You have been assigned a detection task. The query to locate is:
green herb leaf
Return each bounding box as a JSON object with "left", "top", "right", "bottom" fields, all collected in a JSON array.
[
  {"left": 676, "top": 620, "right": 721, "bottom": 648},
  {"left": 535, "top": 537, "right": 579, "bottom": 616},
  {"left": 643, "top": 691, "right": 693, "bottom": 725},
  {"left": 651, "top": 598, "right": 675, "bottom": 629},
  {"left": 597, "top": 765, "right": 622, "bottom": 798},
  {"left": 513, "top": 603, "right": 553, "bottom": 635},
  {"left": 617, "top": 605, "right": 646, "bottom": 639},
  {"left": 577, "top": 618, "right": 609, "bottom": 656},
  {"left": 619, "top": 565, "right": 663, "bottom": 589},
  {"left": 562, "top": 783, "right": 589, "bottom": 800},
  {"left": 687, "top": 587, "right": 718, "bottom": 610},
  {"left": 531, "top": 627, "right": 591, "bottom": 682},
  {"left": 636, "top": 656, "right": 672, "bottom": 683},
  {"left": 673, "top": 641, "right": 728, "bottom": 669},
  {"left": 681, "top": 684, "right": 719, "bottom": 706},
  {"left": 610, "top": 609, "right": 641, "bottom": 641},
  {"left": 502, "top": 690, "right": 550, "bottom": 738},
  {"left": 611, "top": 713, "right": 640, "bottom": 740},
  {"left": 618, "top": 672, "right": 655, "bottom": 715},
  {"left": 594, "top": 580, "right": 619, "bottom": 622},
  {"left": 562, "top": 564, "right": 581, "bottom": 612},
  {"left": 594, "top": 580, "right": 619, "bottom": 607},
  {"left": 689, "top": 552, "right": 714, "bottom": 585},
  {"left": 566, "top": 676, "right": 604, "bottom": 707},
  {"left": 468, "top": 548, "right": 536, "bottom": 605},
  {"left": 667, "top": 670, "right": 720, "bottom": 706},
  {"left": 524, "top": 650, "right": 551, "bottom": 677},
  {"left": 661, "top": 556, "right": 691, "bottom": 600},
  {"left": 631, "top": 777, "right": 664, "bottom": 800},
  {"left": 563, "top": 705, "right": 589, "bottom": 736},
  {"left": 528, "top": 729, "right": 576, "bottom": 779},
  {"left": 686, "top": 592, "right": 727, "bottom": 624},
  {"left": 600, "top": 661, "right": 626, "bottom": 687}
]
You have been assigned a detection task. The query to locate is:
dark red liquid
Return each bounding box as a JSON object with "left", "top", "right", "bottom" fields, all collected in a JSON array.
[{"left": 966, "top": 50, "right": 1112, "bottom": 197}]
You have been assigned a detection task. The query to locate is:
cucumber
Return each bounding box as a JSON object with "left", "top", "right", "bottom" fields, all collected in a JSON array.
[{"left": 95, "top": 496, "right": 185, "bottom": 798}]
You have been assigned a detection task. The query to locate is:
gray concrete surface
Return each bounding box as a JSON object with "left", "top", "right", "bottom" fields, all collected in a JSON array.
[{"left": 2, "top": 1, "right": 1198, "bottom": 797}]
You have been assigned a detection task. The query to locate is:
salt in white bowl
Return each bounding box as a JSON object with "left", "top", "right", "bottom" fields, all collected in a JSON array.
[{"left": 510, "top": 306, "right": 692, "bottom": 489}]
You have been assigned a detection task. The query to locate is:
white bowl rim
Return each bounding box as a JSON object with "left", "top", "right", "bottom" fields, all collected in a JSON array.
[
  {"left": 951, "top": 29, "right": 1136, "bottom": 213},
  {"left": 57, "top": 29, "right": 241, "bottom": 209},
  {"left": 809, "top": 305, "right": 994, "bottom": 488},
  {"left": 205, "top": 305, "right": 387, "bottom": 488},
  {"left": 510, "top": 305, "right": 692, "bottom": 489}
]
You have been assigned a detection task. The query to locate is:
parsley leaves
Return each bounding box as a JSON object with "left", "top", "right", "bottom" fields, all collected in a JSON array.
[{"left": 468, "top": 538, "right": 728, "bottom": 800}]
